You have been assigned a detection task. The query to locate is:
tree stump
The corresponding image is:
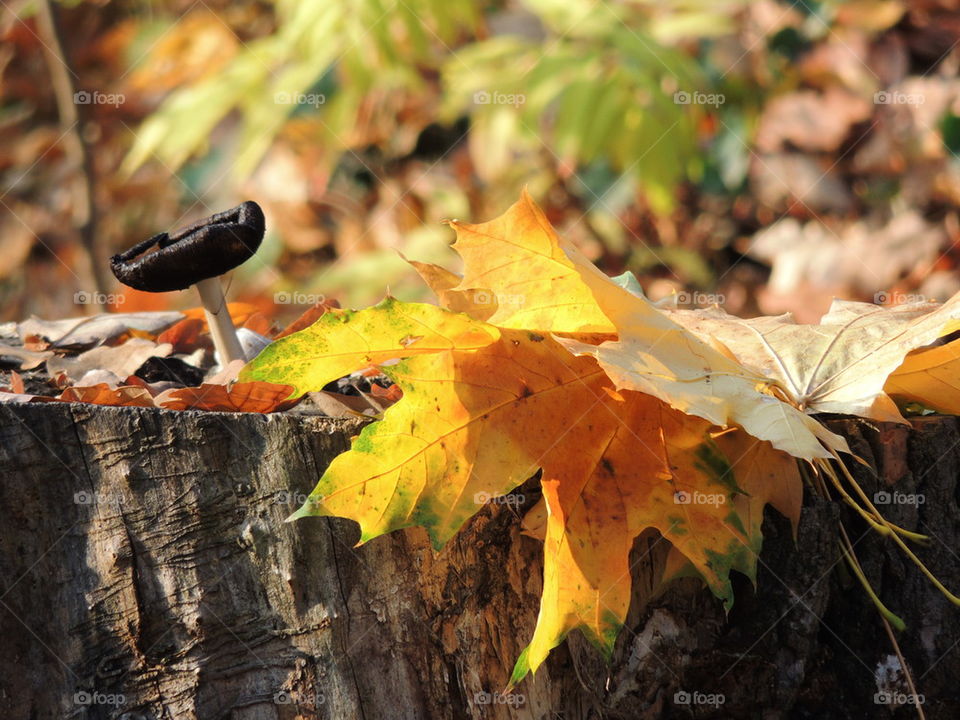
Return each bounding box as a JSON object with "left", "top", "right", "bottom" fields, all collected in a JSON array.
[{"left": 1, "top": 403, "right": 959, "bottom": 719}]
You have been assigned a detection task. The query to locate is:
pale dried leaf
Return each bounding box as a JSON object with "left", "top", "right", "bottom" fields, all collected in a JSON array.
[
  {"left": 19, "top": 312, "right": 184, "bottom": 349},
  {"left": 46, "top": 339, "right": 173, "bottom": 384},
  {"left": 665, "top": 297, "right": 960, "bottom": 421},
  {"left": 558, "top": 245, "right": 845, "bottom": 459}
]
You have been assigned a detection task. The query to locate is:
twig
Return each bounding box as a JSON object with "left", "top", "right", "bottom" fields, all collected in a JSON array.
[
  {"left": 35, "top": 0, "right": 108, "bottom": 306},
  {"left": 880, "top": 611, "right": 927, "bottom": 720}
]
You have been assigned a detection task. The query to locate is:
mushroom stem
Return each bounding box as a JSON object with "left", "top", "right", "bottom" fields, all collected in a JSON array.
[{"left": 195, "top": 277, "right": 246, "bottom": 365}]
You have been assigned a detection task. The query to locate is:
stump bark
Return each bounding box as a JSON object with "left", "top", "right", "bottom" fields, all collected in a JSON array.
[{"left": 1, "top": 403, "right": 959, "bottom": 719}]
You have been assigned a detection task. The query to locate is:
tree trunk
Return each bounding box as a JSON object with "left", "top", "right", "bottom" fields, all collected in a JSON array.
[{"left": 1, "top": 404, "right": 958, "bottom": 719}]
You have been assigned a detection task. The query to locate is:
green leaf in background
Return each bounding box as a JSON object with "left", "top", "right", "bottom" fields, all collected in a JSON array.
[
  {"left": 126, "top": 0, "right": 740, "bottom": 215},
  {"left": 123, "top": 0, "right": 480, "bottom": 178}
]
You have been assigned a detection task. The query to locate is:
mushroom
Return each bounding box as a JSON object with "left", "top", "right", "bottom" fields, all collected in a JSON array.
[{"left": 110, "top": 201, "right": 265, "bottom": 366}]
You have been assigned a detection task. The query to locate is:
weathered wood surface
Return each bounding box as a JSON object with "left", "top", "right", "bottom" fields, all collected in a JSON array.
[{"left": 1, "top": 404, "right": 959, "bottom": 719}]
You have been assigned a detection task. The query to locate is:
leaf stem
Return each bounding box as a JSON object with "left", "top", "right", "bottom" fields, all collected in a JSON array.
[{"left": 838, "top": 525, "right": 905, "bottom": 631}]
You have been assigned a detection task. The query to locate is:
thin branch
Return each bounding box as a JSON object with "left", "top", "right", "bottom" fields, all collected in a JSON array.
[{"left": 35, "top": 0, "right": 108, "bottom": 305}]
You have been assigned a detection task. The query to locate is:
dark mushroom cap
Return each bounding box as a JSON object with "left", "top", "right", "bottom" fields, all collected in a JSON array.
[{"left": 110, "top": 201, "right": 265, "bottom": 292}]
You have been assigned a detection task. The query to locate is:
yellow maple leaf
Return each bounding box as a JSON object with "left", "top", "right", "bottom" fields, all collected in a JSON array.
[
  {"left": 885, "top": 339, "right": 960, "bottom": 414},
  {"left": 514, "top": 426, "right": 801, "bottom": 682},
  {"left": 250, "top": 192, "right": 952, "bottom": 688},
  {"left": 238, "top": 297, "right": 498, "bottom": 395},
  {"left": 435, "top": 192, "right": 842, "bottom": 460},
  {"left": 402, "top": 255, "right": 494, "bottom": 320},
  {"left": 446, "top": 189, "right": 616, "bottom": 333},
  {"left": 273, "top": 320, "right": 800, "bottom": 683},
  {"left": 288, "top": 329, "right": 610, "bottom": 546}
]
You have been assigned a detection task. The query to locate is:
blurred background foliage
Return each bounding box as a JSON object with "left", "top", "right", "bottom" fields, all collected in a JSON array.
[{"left": 3, "top": 0, "right": 960, "bottom": 325}]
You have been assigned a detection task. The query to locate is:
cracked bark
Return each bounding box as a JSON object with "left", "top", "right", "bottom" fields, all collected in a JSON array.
[{"left": 0, "top": 405, "right": 959, "bottom": 719}]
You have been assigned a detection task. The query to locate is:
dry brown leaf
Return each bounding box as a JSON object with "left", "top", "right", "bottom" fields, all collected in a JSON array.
[
  {"left": 157, "top": 318, "right": 208, "bottom": 353},
  {"left": 126, "top": 9, "right": 239, "bottom": 91},
  {"left": 751, "top": 153, "right": 854, "bottom": 213},
  {"left": 58, "top": 383, "right": 156, "bottom": 407},
  {"left": 242, "top": 312, "right": 274, "bottom": 337},
  {"left": 22, "top": 335, "right": 51, "bottom": 352},
  {"left": 275, "top": 299, "right": 341, "bottom": 340},
  {"left": 0, "top": 202, "right": 36, "bottom": 280},
  {"left": 369, "top": 382, "right": 402, "bottom": 403},
  {"left": 301, "top": 390, "right": 380, "bottom": 418},
  {"left": 756, "top": 88, "right": 872, "bottom": 154},
  {"left": 154, "top": 381, "right": 297, "bottom": 413},
  {"left": 183, "top": 303, "right": 258, "bottom": 330}
]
